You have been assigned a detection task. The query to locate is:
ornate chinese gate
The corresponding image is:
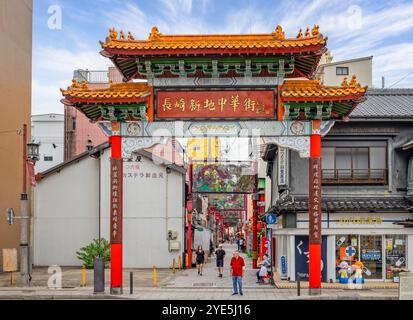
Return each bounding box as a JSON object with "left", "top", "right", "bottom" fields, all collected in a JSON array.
[{"left": 61, "top": 25, "right": 366, "bottom": 295}]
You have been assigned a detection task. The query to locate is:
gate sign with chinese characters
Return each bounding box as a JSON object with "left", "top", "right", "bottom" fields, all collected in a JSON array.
[
  {"left": 110, "top": 158, "right": 123, "bottom": 244},
  {"left": 309, "top": 157, "right": 321, "bottom": 244},
  {"left": 156, "top": 89, "right": 276, "bottom": 119}
]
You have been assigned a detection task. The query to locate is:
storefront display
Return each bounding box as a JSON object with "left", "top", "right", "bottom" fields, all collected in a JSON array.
[
  {"left": 386, "top": 235, "right": 407, "bottom": 282},
  {"left": 360, "top": 235, "right": 382, "bottom": 280},
  {"left": 336, "top": 234, "right": 408, "bottom": 281}
]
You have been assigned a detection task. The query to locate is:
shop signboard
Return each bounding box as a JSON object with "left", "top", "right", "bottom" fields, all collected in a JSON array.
[
  {"left": 361, "top": 249, "right": 381, "bottom": 261},
  {"left": 281, "top": 255, "right": 287, "bottom": 280},
  {"left": 295, "top": 236, "right": 327, "bottom": 282}
]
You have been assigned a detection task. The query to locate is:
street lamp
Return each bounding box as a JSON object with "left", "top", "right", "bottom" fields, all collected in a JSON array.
[{"left": 27, "top": 142, "right": 40, "bottom": 162}]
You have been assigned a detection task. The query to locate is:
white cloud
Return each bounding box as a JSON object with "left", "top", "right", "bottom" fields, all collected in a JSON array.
[
  {"left": 32, "top": 80, "right": 66, "bottom": 115},
  {"left": 32, "top": 46, "right": 111, "bottom": 114}
]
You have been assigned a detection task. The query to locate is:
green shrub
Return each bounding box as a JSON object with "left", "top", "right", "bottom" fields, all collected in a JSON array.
[{"left": 76, "top": 238, "right": 110, "bottom": 269}]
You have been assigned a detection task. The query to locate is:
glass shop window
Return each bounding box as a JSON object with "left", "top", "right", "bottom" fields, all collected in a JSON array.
[
  {"left": 360, "top": 235, "right": 383, "bottom": 280},
  {"left": 385, "top": 235, "right": 407, "bottom": 281}
]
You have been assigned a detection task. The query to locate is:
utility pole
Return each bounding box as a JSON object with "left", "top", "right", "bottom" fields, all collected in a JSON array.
[{"left": 20, "top": 124, "right": 30, "bottom": 286}]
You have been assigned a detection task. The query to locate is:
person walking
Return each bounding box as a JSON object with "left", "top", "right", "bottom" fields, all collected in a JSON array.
[
  {"left": 215, "top": 243, "right": 226, "bottom": 278},
  {"left": 239, "top": 237, "right": 244, "bottom": 252},
  {"left": 230, "top": 250, "right": 245, "bottom": 296},
  {"left": 195, "top": 246, "right": 205, "bottom": 276}
]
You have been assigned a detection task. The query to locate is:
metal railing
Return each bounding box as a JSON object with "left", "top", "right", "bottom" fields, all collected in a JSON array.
[
  {"left": 322, "top": 169, "right": 388, "bottom": 185},
  {"left": 73, "top": 70, "right": 109, "bottom": 83}
]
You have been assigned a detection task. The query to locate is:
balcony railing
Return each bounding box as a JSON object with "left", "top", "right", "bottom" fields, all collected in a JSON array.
[{"left": 322, "top": 169, "right": 388, "bottom": 185}]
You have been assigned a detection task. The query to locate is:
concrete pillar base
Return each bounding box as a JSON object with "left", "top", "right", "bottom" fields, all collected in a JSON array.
[
  {"left": 309, "top": 288, "right": 322, "bottom": 296},
  {"left": 110, "top": 287, "right": 123, "bottom": 295}
]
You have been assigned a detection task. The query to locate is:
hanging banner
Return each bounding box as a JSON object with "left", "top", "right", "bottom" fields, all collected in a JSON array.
[
  {"left": 192, "top": 162, "right": 256, "bottom": 193},
  {"left": 110, "top": 158, "right": 123, "bottom": 244},
  {"left": 27, "top": 161, "right": 36, "bottom": 187},
  {"left": 208, "top": 194, "right": 246, "bottom": 210},
  {"left": 156, "top": 90, "right": 275, "bottom": 119}
]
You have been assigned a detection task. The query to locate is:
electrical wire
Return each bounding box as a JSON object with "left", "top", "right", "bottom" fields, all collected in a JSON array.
[{"left": 387, "top": 71, "right": 413, "bottom": 88}]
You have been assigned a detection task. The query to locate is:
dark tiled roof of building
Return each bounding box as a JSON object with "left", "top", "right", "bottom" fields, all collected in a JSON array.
[
  {"left": 269, "top": 196, "right": 413, "bottom": 213},
  {"left": 351, "top": 88, "right": 413, "bottom": 119}
]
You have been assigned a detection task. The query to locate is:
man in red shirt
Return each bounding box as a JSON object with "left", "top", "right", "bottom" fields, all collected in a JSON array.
[{"left": 230, "top": 250, "right": 245, "bottom": 295}]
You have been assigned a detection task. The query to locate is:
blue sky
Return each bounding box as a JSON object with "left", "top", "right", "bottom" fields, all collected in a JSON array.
[{"left": 33, "top": 0, "right": 413, "bottom": 114}]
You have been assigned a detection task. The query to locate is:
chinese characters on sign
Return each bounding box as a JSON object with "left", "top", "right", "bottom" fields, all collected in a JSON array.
[
  {"left": 110, "top": 158, "right": 123, "bottom": 244},
  {"left": 156, "top": 90, "right": 275, "bottom": 119},
  {"left": 123, "top": 163, "right": 166, "bottom": 179},
  {"left": 309, "top": 157, "right": 321, "bottom": 244},
  {"left": 337, "top": 217, "right": 383, "bottom": 225},
  {"left": 277, "top": 147, "right": 288, "bottom": 186}
]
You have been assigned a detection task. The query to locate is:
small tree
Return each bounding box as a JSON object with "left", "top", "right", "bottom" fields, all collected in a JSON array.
[{"left": 76, "top": 238, "right": 110, "bottom": 269}]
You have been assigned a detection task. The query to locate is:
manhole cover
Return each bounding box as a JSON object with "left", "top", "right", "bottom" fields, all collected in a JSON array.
[{"left": 193, "top": 283, "right": 215, "bottom": 286}]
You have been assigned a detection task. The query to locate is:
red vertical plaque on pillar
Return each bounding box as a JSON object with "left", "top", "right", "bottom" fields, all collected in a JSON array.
[
  {"left": 309, "top": 157, "right": 322, "bottom": 244},
  {"left": 110, "top": 157, "right": 123, "bottom": 244}
]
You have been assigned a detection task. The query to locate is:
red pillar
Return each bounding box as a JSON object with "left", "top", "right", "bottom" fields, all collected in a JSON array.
[
  {"left": 258, "top": 192, "right": 265, "bottom": 260},
  {"left": 109, "top": 123, "right": 123, "bottom": 295},
  {"left": 252, "top": 194, "right": 258, "bottom": 269},
  {"left": 309, "top": 119, "right": 322, "bottom": 295},
  {"left": 252, "top": 160, "right": 259, "bottom": 269},
  {"left": 187, "top": 211, "right": 192, "bottom": 268}
]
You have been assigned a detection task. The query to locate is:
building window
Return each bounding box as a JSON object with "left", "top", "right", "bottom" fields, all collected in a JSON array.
[
  {"left": 72, "top": 118, "right": 76, "bottom": 131},
  {"left": 322, "top": 146, "right": 387, "bottom": 184},
  {"left": 44, "top": 156, "right": 53, "bottom": 161},
  {"left": 336, "top": 66, "right": 349, "bottom": 75}
]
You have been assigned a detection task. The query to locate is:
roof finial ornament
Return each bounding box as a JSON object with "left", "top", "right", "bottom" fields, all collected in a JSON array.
[
  {"left": 304, "top": 27, "right": 311, "bottom": 37},
  {"left": 81, "top": 80, "right": 88, "bottom": 90},
  {"left": 349, "top": 75, "right": 358, "bottom": 87},
  {"left": 71, "top": 79, "right": 80, "bottom": 89},
  {"left": 341, "top": 77, "right": 349, "bottom": 87},
  {"left": 127, "top": 31, "right": 135, "bottom": 40},
  {"left": 109, "top": 27, "right": 118, "bottom": 40},
  {"left": 272, "top": 25, "right": 285, "bottom": 40},
  {"left": 311, "top": 24, "right": 319, "bottom": 37},
  {"left": 149, "top": 26, "right": 161, "bottom": 41},
  {"left": 296, "top": 29, "right": 303, "bottom": 38},
  {"left": 119, "top": 30, "right": 126, "bottom": 40}
]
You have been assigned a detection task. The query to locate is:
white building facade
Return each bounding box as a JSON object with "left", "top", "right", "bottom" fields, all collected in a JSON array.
[
  {"left": 33, "top": 143, "right": 186, "bottom": 268},
  {"left": 31, "top": 113, "right": 64, "bottom": 173}
]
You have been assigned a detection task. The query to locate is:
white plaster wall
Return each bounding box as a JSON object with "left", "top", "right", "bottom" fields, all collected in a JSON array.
[
  {"left": 327, "top": 235, "right": 336, "bottom": 282},
  {"left": 100, "top": 150, "right": 185, "bottom": 268},
  {"left": 33, "top": 156, "right": 99, "bottom": 266},
  {"left": 193, "top": 228, "right": 212, "bottom": 251},
  {"left": 322, "top": 58, "right": 372, "bottom": 87},
  {"left": 408, "top": 235, "right": 413, "bottom": 272}
]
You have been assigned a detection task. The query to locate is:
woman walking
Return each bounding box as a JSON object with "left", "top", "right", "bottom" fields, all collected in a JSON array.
[{"left": 196, "top": 246, "right": 205, "bottom": 276}]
